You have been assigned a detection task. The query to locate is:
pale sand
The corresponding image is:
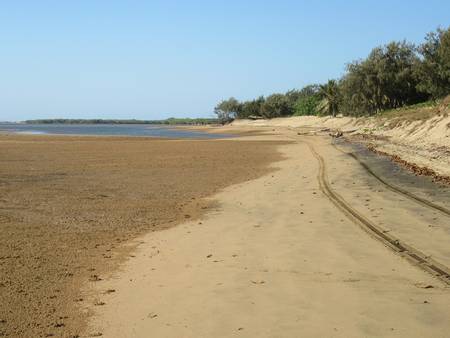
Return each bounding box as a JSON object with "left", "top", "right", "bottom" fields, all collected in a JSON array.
[
  {"left": 87, "top": 132, "right": 450, "bottom": 338},
  {"left": 230, "top": 113, "right": 450, "bottom": 177}
]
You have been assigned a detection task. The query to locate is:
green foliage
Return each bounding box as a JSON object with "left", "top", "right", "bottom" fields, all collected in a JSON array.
[
  {"left": 318, "top": 80, "right": 341, "bottom": 116},
  {"left": 214, "top": 97, "right": 241, "bottom": 123},
  {"left": 213, "top": 26, "right": 450, "bottom": 118},
  {"left": 298, "top": 84, "right": 320, "bottom": 97},
  {"left": 416, "top": 27, "right": 450, "bottom": 98},
  {"left": 340, "top": 41, "right": 426, "bottom": 115},
  {"left": 260, "top": 94, "right": 292, "bottom": 118},
  {"left": 238, "top": 96, "right": 265, "bottom": 118},
  {"left": 293, "top": 95, "right": 320, "bottom": 116},
  {"left": 284, "top": 89, "right": 303, "bottom": 112},
  {"left": 25, "top": 118, "right": 219, "bottom": 125},
  {"left": 161, "top": 118, "right": 219, "bottom": 125}
]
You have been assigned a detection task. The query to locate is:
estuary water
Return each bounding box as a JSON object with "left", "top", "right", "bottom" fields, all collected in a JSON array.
[{"left": 0, "top": 123, "right": 230, "bottom": 139}]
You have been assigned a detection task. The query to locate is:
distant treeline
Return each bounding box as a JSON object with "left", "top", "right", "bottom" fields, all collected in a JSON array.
[
  {"left": 215, "top": 26, "right": 450, "bottom": 121},
  {"left": 24, "top": 118, "right": 219, "bottom": 125}
]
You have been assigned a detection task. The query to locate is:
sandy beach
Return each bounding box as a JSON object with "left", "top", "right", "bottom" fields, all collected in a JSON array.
[
  {"left": 85, "top": 128, "right": 450, "bottom": 337},
  {"left": 2, "top": 128, "right": 450, "bottom": 337},
  {"left": 3, "top": 2, "right": 449, "bottom": 337},
  {"left": 0, "top": 134, "right": 284, "bottom": 338}
]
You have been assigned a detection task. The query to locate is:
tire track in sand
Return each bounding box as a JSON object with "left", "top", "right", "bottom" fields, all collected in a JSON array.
[
  {"left": 331, "top": 142, "right": 450, "bottom": 217},
  {"left": 302, "top": 139, "right": 450, "bottom": 285}
]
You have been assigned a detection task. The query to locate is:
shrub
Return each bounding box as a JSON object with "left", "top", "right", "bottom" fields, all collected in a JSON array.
[{"left": 293, "top": 95, "right": 320, "bottom": 116}]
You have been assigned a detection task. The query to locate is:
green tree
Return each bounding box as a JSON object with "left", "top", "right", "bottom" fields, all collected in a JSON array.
[
  {"left": 213, "top": 27, "right": 449, "bottom": 118},
  {"left": 285, "top": 86, "right": 320, "bottom": 113},
  {"left": 340, "top": 41, "right": 424, "bottom": 115},
  {"left": 260, "top": 94, "right": 292, "bottom": 118},
  {"left": 214, "top": 97, "right": 241, "bottom": 123},
  {"left": 317, "top": 80, "right": 341, "bottom": 116},
  {"left": 284, "top": 89, "right": 302, "bottom": 112},
  {"left": 416, "top": 27, "right": 450, "bottom": 98},
  {"left": 298, "top": 84, "right": 320, "bottom": 98},
  {"left": 293, "top": 95, "right": 321, "bottom": 116},
  {"left": 238, "top": 96, "right": 265, "bottom": 118},
  {"left": 292, "top": 84, "right": 321, "bottom": 116}
]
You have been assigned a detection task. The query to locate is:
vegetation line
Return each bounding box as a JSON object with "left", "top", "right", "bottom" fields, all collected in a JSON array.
[
  {"left": 22, "top": 118, "right": 219, "bottom": 125},
  {"left": 215, "top": 26, "right": 450, "bottom": 122}
]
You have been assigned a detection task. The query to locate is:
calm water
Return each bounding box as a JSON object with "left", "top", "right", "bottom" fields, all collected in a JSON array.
[{"left": 0, "top": 123, "right": 230, "bottom": 139}]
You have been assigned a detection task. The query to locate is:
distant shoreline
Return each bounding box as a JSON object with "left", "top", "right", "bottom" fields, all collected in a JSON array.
[{"left": 21, "top": 118, "right": 220, "bottom": 125}]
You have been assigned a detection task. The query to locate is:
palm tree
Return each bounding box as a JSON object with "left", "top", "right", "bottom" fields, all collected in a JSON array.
[{"left": 318, "top": 80, "right": 340, "bottom": 117}]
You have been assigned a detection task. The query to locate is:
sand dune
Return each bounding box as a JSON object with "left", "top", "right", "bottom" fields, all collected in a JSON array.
[{"left": 230, "top": 108, "right": 450, "bottom": 178}]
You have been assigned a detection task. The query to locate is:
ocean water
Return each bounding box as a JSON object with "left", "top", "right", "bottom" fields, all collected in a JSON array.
[{"left": 0, "top": 123, "right": 230, "bottom": 139}]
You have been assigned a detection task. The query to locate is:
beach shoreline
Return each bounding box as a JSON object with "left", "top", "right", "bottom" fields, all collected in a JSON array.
[{"left": 2, "top": 126, "right": 450, "bottom": 337}]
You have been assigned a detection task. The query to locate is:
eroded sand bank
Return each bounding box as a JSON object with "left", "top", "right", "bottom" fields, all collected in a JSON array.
[
  {"left": 88, "top": 131, "right": 450, "bottom": 338},
  {"left": 230, "top": 112, "right": 450, "bottom": 179}
]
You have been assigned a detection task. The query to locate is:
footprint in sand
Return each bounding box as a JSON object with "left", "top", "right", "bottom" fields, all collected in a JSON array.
[{"left": 250, "top": 280, "right": 266, "bottom": 285}]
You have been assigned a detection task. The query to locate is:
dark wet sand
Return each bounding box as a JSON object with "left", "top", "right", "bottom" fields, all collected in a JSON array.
[{"left": 0, "top": 134, "right": 285, "bottom": 338}]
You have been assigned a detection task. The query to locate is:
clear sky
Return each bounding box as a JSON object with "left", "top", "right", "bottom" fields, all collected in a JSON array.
[{"left": 1, "top": 1, "right": 449, "bottom": 121}]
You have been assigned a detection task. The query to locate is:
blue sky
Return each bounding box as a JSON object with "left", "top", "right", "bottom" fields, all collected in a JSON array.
[{"left": 1, "top": 1, "right": 449, "bottom": 121}]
